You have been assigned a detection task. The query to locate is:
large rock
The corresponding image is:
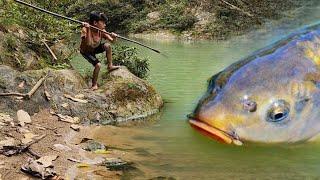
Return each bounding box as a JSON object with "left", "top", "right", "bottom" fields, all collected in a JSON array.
[{"left": 0, "top": 65, "right": 163, "bottom": 125}]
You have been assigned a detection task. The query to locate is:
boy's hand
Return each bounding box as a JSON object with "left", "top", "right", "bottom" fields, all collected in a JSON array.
[
  {"left": 82, "top": 22, "right": 90, "bottom": 28},
  {"left": 111, "top": 32, "right": 118, "bottom": 38}
]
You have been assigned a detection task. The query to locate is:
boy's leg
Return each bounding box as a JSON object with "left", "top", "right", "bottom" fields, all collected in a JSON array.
[
  {"left": 104, "top": 43, "right": 120, "bottom": 71},
  {"left": 91, "top": 62, "right": 101, "bottom": 90},
  {"left": 81, "top": 52, "right": 101, "bottom": 90}
]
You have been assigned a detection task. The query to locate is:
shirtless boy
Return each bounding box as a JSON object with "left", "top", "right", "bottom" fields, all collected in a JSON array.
[{"left": 80, "top": 12, "right": 119, "bottom": 90}]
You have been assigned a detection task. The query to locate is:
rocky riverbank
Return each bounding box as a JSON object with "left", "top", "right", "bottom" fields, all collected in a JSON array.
[
  {"left": 0, "top": 65, "right": 163, "bottom": 124},
  {"left": 0, "top": 65, "right": 163, "bottom": 179}
]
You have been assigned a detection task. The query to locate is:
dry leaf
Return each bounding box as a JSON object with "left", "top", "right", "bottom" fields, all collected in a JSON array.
[
  {"left": 21, "top": 133, "right": 38, "bottom": 144},
  {"left": 37, "top": 155, "right": 58, "bottom": 168}
]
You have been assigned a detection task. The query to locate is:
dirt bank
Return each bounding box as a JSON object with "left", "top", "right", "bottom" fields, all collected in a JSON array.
[{"left": 0, "top": 109, "right": 166, "bottom": 179}]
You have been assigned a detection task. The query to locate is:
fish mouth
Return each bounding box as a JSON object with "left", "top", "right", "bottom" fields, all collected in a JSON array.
[{"left": 189, "top": 117, "right": 243, "bottom": 146}]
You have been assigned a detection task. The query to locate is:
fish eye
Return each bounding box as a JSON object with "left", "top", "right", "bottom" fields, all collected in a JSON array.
[{"left": 267, "top": 100, "right": 290, "bottom": 123}]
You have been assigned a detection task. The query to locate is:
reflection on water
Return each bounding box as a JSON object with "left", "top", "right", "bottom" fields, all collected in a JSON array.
[{"left": 71, "top": 4, "right": 320, "bottom": 179}]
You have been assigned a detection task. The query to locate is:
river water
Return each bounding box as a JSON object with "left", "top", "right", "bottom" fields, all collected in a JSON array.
[{"left": 72, "top": 4, "right": 320, "bottom": 179}]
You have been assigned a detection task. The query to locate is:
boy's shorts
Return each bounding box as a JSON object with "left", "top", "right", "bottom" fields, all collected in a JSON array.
[{"left": 80, "top": 43, "right": 108, "bottom": 66}]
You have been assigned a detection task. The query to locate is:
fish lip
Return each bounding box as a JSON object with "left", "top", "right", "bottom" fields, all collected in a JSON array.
[{"left": 189, "top": 117, "right": 243, "bottom": 145}]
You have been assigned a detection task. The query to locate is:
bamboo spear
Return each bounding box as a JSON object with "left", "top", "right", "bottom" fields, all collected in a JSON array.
[{"left": 14, "top": 0, "right": 161, "bottom": 54}]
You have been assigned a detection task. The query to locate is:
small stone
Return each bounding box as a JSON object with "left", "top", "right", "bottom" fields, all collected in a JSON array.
[{"left": 17, "top": 110, "right": 31, "bottom": 127}]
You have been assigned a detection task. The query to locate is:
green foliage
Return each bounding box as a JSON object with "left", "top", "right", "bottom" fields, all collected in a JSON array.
[
  {"left": 112, "top": 45, "right": 150, "bottom": 79},
  {"left": 1, "top": 1, "right": 79, "bottom": 68},
  {"left": 67, "top": 0, "right": 196, "bottom": 34},
  {"left": 158, "top": 2, "right": 196, "bottom": 32},
  {"left": 2, "top": 1, "right": 78, "bottom": 41},
  {"left": 127, "top": 82, "right": 139, "bottom": 89},
  {"left": 68, "top": 0, "right": 149, "bottom": 34},
  {"left": 4, "top": 34, "right": 17, "bottom": 51}
]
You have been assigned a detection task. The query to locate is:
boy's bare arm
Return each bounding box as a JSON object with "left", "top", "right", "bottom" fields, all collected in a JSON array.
[
  {"left": 103, "top": 30, "right": 118, "bottom": 43},
  {"left": 81, "top": 23, "right": 91, "bottom": 42}
]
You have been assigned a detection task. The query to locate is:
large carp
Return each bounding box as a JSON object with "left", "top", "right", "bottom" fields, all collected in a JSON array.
[{"left": 190, "top": 24, "right": 320, "bottom": 145}]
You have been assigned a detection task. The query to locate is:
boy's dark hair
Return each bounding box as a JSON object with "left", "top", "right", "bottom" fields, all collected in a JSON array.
[{"left": 89, "top": 11, "right": 108, "bottom": 25}]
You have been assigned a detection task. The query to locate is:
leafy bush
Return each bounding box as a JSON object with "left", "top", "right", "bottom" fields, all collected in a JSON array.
[
  {"left": 158, "top": 3, "right": 196, "bottom": 32},
  {"left": 1, "top": 0, "right": 79, "bottom": 68},
  {"left": 112, "top": 45, "right": 149, "bottom": 79},
  {"left": 4, "top": 34, "right": 17, "bottom": 51}
]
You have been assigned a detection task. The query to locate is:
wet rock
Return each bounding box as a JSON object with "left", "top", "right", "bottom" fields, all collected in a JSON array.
[
  {"left": 103, "top": 158, "right": 135, "bottom": 171},
  {"left": 83, "top": 140, "right": 107, "bottom": 152}
]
